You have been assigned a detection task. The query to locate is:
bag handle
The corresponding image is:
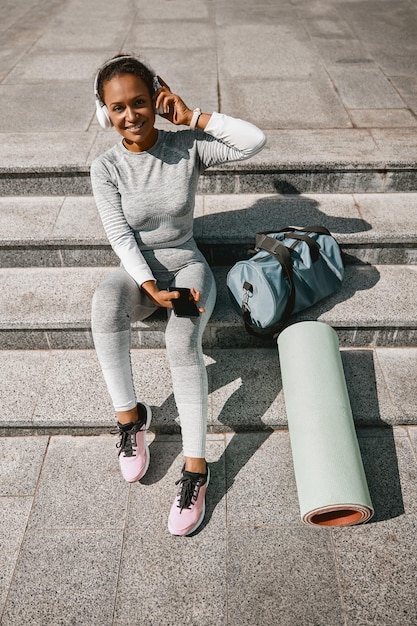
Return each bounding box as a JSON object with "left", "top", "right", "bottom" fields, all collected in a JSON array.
[
  {"left": 256, "top": 227, "right": 328, "bottom": 264},
  {"left": 283, "top": 232, "right": 320, "bottom": 261},
  {"left": 241, "top": 239, "right": 296, "bottom": 339},
  {"left": 276, "top": 225, "right": 331, "bottom": 236}
]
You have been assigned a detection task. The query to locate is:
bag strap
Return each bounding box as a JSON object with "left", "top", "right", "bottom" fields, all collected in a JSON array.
[
  {"left": 256, "top": 226, "right": 333, "bottom": 264},
  {"left": 241, "top": 239, "right": 296, "bottom": 339}
]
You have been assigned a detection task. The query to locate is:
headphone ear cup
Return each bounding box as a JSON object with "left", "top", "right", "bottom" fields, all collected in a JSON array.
[{"left": 95, "top": 100, "right": 112, "bottom": 129}]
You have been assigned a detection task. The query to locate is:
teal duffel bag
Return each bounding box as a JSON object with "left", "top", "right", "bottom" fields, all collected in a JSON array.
[{"left": 226, "top": 225, "right": 344, "bottom": 338}]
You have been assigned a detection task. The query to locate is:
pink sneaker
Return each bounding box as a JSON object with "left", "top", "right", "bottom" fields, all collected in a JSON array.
[
  {"left": 114, "top": 402, "right": 151, "bottom": 483},
  {"left": 167, "top": 466, "right": 210, "bottom": 536}
]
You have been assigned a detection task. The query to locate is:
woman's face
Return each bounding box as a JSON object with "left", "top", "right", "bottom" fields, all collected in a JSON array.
[{"left": 103, "top": 73, "right": 158, "bottom": 152}]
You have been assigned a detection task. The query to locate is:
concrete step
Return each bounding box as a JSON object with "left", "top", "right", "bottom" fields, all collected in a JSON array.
[
  {"left": 1, "top": 345, "right": 416, "bottom": 435},
  {"left": 2, "top": 129, "right": 417, "bottom": 195},
  {"left": 0, "top": 264, "right": 416, "bottom": 350},
  {"left": 1, "top": 193, "right": 417, "bottom": 267}
]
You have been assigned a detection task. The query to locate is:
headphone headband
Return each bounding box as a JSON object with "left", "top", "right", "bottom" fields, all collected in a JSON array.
[{"left": 94, "top": 55, "right": 138, "bottom": 100}]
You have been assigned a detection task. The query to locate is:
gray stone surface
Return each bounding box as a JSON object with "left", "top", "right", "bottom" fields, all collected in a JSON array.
[
  {"left": 389, "top": 76, "right": 417, "bottom": 116},
  {"left": 3, "top": 51, "right": 109, "bottom": 84},
  {"left": 350, "top": 108, "right": 417, "bottom": 128},
  {"left": 1, "top": 263, "right": 417, "bottom": 349},
  {"left": 353, "top": 193, "right": 417, "bottom": 242},
  {"left": 0, "top": 266, "right": 109, "bottom": 329},
  {"left": 52, "top": 196, "right": 105, "bottom": 240},
  {"left": 0, "top": 498, "right": 33, "bottom": 614},
  {"left": 253, "top": 128, "right": 385, "bottom": 168},
  {"left": 222, "top": 74, "right": 353, "bottom": 130},
  {"left": 32, "top": 350, "right": 114, "bottom": 428},
  {"left": 375, "top": 348, "right": 417, "bottom": 424},
  {"left": 0, "top": 132, "right": 95, "bottom": 171},
  {"left": 227, "top": 526, "right": 344, "bottom": 625},
  {"left": 326, "top": 66, "right": 404, "bottom": 109},
  {"left": 0, "top": 351, "right": 50, "bottom": 428},
  {"left": 409, "top": 427, "right": 417, "bottom": 456},
  {"left": 341, "top": 348, "right": 400, "bottom": 426},
  {"left": 332, "top": 517, "right": 417, "bottom": 626},
  {"left": 1, "top": 0, "right": 417, "bottom": 178},
  {"left": 132, "top": 0, "right": 210, "bottom": 21},
  {"left": 2, "top": 192, "right": 417, "bottom": 269},
  {"left": 1, "top": 528, "right": 123, "bottom": 626},
  {"left": 135, "top": 47, "right": 219, "bottom": 118},
  {"left": 1, "top": 345, "right": 415, "bottom": 434},
  {"left": 31, "top": 0, "right": 132, "bottom": 52},
  {"left": 0, "top": 82, "right": 94, "bottom": 133},
  {"left": 124, "top": 20, "right": 215, "bottom": 51},
  {"left": 371, "top": 128, "right": 417, "bottom": 166},
  {"left": 331, "top": 427, "right": 417, "bottom": 622},
  {"left": 296, "top": 264, "right": 417, "bottom": 328},
  {"left": 0, "top": 196, "right": 63, "bottom": 240},
  {"left": 28, "top": 436, "right": 129, "bottom": 529},
  {"left": 0, "top": 436, "right": 48, "bottom": 495},
  {"left": 225, "top": 431, "right": 299, "bottom": 526},
  {"left": 0, "top": 429, "right": 416, "bottom": 625}
]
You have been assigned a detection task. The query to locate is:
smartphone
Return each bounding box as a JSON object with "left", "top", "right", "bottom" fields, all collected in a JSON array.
[
  {"left": 152, "top": 76, "right": 164, "bottom": 115},
  {"left": 168, "top": 287, "right": 200, "bottom": 318}
]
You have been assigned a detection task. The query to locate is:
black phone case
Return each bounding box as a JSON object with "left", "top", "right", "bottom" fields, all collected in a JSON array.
[{"left": 168, "top": 287, "right": 200, "bottom": 317}]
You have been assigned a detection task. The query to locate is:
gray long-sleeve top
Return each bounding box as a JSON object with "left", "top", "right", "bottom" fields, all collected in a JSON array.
[{"left": 90, "top": 112, "right": 266, "bottom": 286}]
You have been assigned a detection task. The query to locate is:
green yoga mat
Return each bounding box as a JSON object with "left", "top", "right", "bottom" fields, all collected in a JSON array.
[{"left": 278, "top": 321, "right": 374, "bottom": 526}]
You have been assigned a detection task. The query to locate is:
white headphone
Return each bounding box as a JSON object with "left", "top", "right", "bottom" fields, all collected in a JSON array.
[{"left": 94, "top": 55, "right": 157, "bottom": 129}]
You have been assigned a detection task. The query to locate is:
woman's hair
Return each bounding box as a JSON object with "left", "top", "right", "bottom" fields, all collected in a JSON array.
[{"left": 96, "top": 54, "right": 155, "bottom": 102}]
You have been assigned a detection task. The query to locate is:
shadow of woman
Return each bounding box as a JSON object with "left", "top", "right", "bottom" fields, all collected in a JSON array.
[
  {"left": 194, "top": 347, "right": 281, "bottom": 533},
  {"left": 196, "top": 191, "right": 372, "bottom": 267},
  {"left": 141, "top": 346, "right": 280, "bottom": 489}
]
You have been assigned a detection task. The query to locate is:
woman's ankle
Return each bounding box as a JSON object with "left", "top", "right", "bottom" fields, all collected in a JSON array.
[
  {"left": 184, "top": 457, "right": 207, "bottom": 474},
  {"left": 116, "top": 405, "right": 139, "bottom": 425}
]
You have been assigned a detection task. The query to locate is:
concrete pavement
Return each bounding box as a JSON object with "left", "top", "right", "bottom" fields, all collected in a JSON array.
[
  {"left": 1, "top": 428, "right": 417, "bottom": 625},
  {"left": 1, "top": 0, "right": 417, "bottom": 177}
]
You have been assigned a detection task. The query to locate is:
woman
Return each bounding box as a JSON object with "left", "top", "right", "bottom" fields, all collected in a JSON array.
[{"left": 90, "top": 54, "right": 266, "bottom": 536}]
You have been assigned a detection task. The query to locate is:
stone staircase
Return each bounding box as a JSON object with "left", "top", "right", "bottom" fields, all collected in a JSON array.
[{"left": 1, "top": 162, "right": 417, "bottom": 435}]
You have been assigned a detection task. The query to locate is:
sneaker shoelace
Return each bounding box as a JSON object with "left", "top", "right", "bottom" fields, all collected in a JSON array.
[
  {"left": 112, "top": 414, "right": 146, "bottom": 458},
  {"left": 175, "top": 472, "right": 206, "bottom": 512}
]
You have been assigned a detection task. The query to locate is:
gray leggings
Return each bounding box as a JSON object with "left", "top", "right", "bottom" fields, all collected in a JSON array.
[{"left": 91, "top": 242, "right": 217, "bottom": 459}]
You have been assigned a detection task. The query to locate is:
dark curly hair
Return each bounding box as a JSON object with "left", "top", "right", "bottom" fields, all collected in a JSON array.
[{"left": 96, "top": 54, "right": 155, "bottom": 102}]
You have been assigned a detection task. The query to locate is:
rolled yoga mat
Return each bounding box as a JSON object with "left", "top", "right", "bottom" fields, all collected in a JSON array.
[{"left": 277, "top": 321, "right": 374, "bottom": 526}]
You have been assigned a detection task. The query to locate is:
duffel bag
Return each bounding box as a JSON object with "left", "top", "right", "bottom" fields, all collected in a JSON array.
[{"left": 226, "top": 225, "right": 344, "bottom": 337}]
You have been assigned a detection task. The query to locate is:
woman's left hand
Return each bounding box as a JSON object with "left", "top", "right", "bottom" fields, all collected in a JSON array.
[
  {"left": 154, "top": 77, "right": 194, "bottom": 126},
  {"left": 190, "top": 287, "right": 205, "bottom": 314}
]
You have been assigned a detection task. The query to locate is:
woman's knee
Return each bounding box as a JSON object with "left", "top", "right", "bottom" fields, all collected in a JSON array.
[
  {"left": 91, "top": 273, "right": 136, "bottom": 333},
  {"left": 165, "top": 318, "right": 202, "bottom": 365}
]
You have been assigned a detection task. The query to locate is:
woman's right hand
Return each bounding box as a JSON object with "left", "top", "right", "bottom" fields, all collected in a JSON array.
[
  {"left": 141, "top": 281, "right": 178, "bottom": 308},
  {"left": 153, "top": 78, "right": 191, "bottom": 126},
  {"left": 141, "top": 281, "right": 205, "bottom": 313}
]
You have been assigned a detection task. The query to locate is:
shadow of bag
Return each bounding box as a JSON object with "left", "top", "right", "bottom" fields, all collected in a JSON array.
[{"left": 226, "top": 225, "right": 344, "bottom": 338}]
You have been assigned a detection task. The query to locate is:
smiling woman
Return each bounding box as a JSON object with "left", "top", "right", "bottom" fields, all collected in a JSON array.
[
  {"left": 90, "top": 53, "right": 266, "bottom": 537},
  {"left": 103, "top": 73, "right": 158, "bottom": 152}
]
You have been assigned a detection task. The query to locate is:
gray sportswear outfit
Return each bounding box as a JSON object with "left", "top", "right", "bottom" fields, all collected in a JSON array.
[{"left": 90, "top": 112, "right": 266, "bottom": 458}]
